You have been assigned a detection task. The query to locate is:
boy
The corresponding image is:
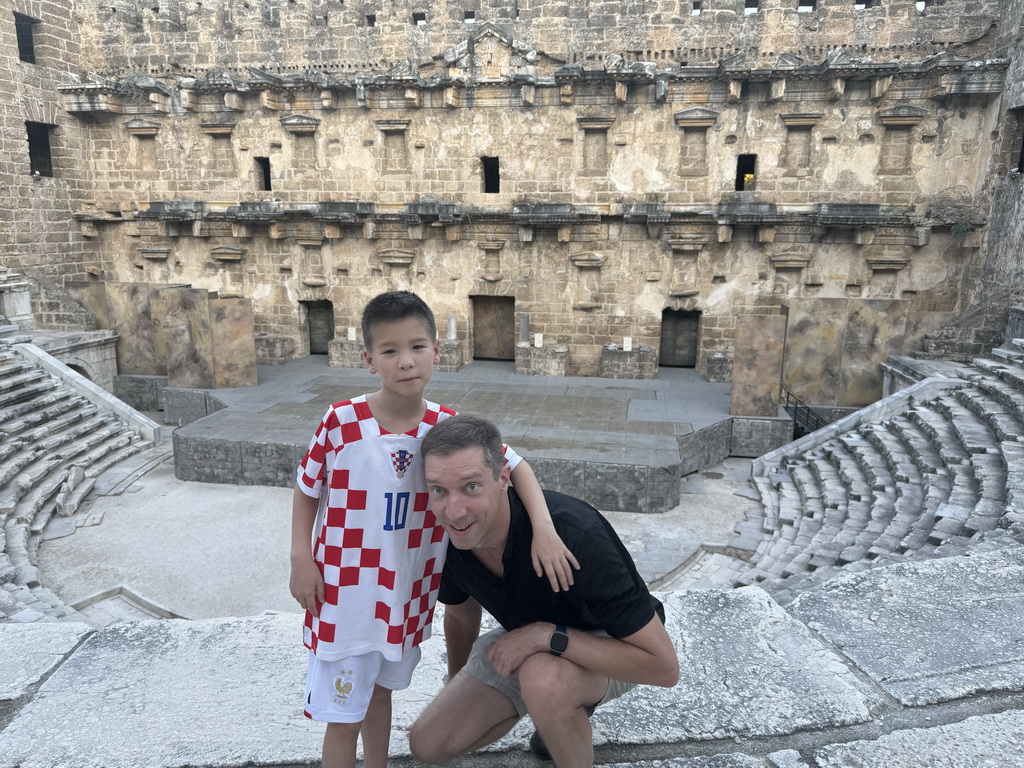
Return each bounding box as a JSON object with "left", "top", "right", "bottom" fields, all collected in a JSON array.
[{"left": 289, "top": 291, "right": 577, "bottom": 768}]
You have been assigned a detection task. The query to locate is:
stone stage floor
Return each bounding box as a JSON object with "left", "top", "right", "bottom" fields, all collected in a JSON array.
[{"left": 171, "top": 356, "right": 737, "bottom": 513}]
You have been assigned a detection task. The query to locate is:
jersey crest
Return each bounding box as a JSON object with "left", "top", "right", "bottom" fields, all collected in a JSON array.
[{"left": 391, "top": 449, "right": 414, "bottom": 479}]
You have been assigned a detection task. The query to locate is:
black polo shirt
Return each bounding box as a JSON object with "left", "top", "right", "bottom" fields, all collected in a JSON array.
[{"left": 438, "top": 487, "right": 664, "bottom": 638}]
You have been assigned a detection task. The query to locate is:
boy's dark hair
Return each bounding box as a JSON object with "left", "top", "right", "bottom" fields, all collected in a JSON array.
[
  {"left": 361, "top": 291, "right": 437, "bottom": 349},
  {"left": 420, "top": 415, "right": 506, "bottom": 480}
]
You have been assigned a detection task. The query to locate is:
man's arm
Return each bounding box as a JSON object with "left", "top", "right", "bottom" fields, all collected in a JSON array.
[
  {"left": 487, "top": 614, "right": 680, "bottom": 688},
  {"left": 443, "top": 597, "right": 483, "bottom": 681}
]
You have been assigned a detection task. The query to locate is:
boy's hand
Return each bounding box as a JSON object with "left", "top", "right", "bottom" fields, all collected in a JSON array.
[
  {"left": 531, "top": 519, "right": 580, "bottom": 592},
  {"left": 289, "top": 556, "right": 325, "bottom": 617}
]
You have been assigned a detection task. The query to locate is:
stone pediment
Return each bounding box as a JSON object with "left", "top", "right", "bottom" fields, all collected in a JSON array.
[
  {"left": 720, "top": 51, "right": 748, "bottom": 75},
  {"left": 123, "top": 118, "right": 162, "bottom": 136},
  {"left": 878, "top": 104, "right": 929, "bottom": 125},
  {"left": 674, "top": 107, "right": 720, "bottom": 128},
  {"left": 776, "top": 53, "right": 805, "bottom": 70},
  {"left": 441, "top": 22, "right": 562, "bottom": 81},
  {"left": 280, "top": 114, "right": 320, "bottom": 133}
]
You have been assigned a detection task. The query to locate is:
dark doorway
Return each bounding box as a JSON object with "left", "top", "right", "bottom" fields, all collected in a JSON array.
[
  {"left": 255, "top": 156, "right": 272, "bottom": 191},
  {"left": 471, "top": 295, "right": 515, "bottom": 360},
  {"left": 481, "top": 156, "right": 500, "bottom": 193},
  {"left": 302, "top": 300, "right": 334, "bottom": 355},
  {"left": 26, "top": 121, "right": 54, "bottom": 177},
  {"left": 660, "top": 309, "right": 701, "bottom": 367},
  {"left": 735, "top": 153, "right": 757, "bottom": 191}
]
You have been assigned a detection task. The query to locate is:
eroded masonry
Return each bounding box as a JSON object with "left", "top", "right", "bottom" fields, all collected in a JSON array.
[{"left": 3, "top": 0, "right": 1024, "bottom": 410}]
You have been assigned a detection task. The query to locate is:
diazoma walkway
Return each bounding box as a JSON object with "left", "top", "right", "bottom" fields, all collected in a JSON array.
[{"left": 3, "top": 346, "right": 1024, "bottom": 767}]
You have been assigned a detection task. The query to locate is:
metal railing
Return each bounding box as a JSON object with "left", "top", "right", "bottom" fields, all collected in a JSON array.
[{"left": 782, "top": 390, "right": 828, "bottom": 437}]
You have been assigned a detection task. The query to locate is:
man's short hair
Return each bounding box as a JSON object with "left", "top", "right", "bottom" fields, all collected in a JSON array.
[
  {"left": 361, "top": 291, "right": 436, "bottom": 349},
  {"left": 420, "top": 415, "right": 506, "bottom": 480}
]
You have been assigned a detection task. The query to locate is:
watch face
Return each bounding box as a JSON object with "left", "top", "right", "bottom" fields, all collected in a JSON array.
[{"left": 550, "top": 631, "right": 568, "bottom": 654}]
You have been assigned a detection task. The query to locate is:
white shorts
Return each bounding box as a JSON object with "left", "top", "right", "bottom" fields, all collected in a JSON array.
[{"left": 303, "top": 647, "right": 422, "bottom": 723}]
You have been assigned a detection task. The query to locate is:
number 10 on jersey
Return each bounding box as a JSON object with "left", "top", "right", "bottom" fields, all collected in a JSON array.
[{"left": 384, "top": 491, "right": 410, "bottom": 531}]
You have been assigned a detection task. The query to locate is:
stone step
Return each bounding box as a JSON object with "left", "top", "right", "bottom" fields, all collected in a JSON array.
[
  {"left": 886, "top": 415, "right": 946, "bottom": 479},
  {"left": 953, "top": 386, "right": 1024, "bottom": 443},
  {"left": 0, "top": 386, "right": 77, "bottom": 425},
  {"left": 807, "top": 451, "right": 844, "bottom": 511},
  {"left": 839, "top": 432, "right": 895, "bottom": 494},
  {"left": 973, "top": 376, "right": 1024, "bottom": 427},
  {"left": 970, "top": 451, "right": 1008, "bottom": 504},
  {"left": 933, "top": 395, "right": 1004, "bottom": 455},
  {"left": 20, "top": 404, "right": 103, "bottom": 446},
  {"left": 822, "top": 441, "right": 873, "bottom": 502},
  {"left": 978, "top": 356, "right": 1024, "bottom": 392},
  {"left": 1, "top": 396, "right": 93, "bottom": 438},
  {"left": 906, "top": 403, "right": 971, "bottom": 468},
  {"left": 0, "top": 375, "right": 58, "bottom": 410},
  {"left": 0, "top": 357, "right": 34, "bottom": 380}
]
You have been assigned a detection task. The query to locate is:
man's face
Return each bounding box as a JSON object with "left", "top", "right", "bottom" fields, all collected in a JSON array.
[{"left": 425, "top": 446, "right": 511, "bottom": 552}]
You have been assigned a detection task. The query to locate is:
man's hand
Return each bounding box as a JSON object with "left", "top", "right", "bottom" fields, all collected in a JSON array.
[
  {"left": 289, "top": 555, "right": 325, "bottom": 617},
  {"left": 487, "top": 622, "right": 552, "bottom": 677}
]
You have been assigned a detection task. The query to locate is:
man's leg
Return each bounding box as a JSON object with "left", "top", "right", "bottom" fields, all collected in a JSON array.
[
  {"left": 408, "top": 670, "right": 521, "bottom": 764},
  {"left": 518, "top": 652, "right": 608, "bottom": 768}
]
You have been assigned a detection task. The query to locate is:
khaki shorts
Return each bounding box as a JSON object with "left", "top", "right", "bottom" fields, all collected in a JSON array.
[{"left": 461, "top": 627, "right": 636, "bottom": 718}]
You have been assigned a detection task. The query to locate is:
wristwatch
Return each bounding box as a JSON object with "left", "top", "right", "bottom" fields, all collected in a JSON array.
[{"left": 549, "top": 624, "right": 569, "bottom": 656}]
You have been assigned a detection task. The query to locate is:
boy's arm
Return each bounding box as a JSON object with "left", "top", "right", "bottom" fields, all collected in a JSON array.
[
  {"left": 509, "top": 460, "right": 580, "bottom": 592},
  {"left": 289, "top": 486, "right": 325, "bottom": 617}
]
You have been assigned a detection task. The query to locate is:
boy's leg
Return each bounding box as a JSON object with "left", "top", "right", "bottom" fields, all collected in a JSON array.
[
  {"left": 360, "top": 684, "right": 393, "bottom": 768},
  {"left": 322, "top": 721, "right": 361, "bottom": 768}
]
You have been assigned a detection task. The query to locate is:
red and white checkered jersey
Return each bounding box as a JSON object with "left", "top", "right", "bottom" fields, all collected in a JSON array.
[{"left": 296, "top": 396, "right": 521, "bottom": 661}]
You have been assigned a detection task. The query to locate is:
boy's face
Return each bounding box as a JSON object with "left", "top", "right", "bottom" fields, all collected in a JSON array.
[{"left": 363, "top": 316, "right": 440, "bottom": 397}]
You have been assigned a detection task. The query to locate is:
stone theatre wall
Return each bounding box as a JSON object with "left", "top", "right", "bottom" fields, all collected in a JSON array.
[{"left": 2, "top": 0, "right": 1022, "bottom": 406}]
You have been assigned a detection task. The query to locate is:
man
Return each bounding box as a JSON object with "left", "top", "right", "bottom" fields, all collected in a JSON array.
[{"left": 408, "top": 415, "right": 679, "bottom": 768}]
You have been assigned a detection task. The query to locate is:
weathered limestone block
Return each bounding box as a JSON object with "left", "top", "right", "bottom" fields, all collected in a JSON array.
[
  {"left": 730, "top": 315, "right": 787, "bottom": 417},
  {"left": 515, "top": 341, "right": 569, "bottom": 376}
]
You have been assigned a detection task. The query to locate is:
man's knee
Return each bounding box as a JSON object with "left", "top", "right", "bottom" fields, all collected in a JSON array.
[
  {"left": 519, "top": 652, "right": 605, "bottom": 719},
  {"left": 407, "top": 718, "right": 450, "bottom": 765},
  {"left": 518, "top": 653, "right": 573, "bottom": 708}
]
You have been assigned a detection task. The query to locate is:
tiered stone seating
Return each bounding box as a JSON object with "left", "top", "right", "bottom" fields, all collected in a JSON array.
[
  {"left": 728, "top": 354, "right": 1024, "bottom": 605},
  {"left": 0, "top": 334, "right": 153, "bottom": 623}
]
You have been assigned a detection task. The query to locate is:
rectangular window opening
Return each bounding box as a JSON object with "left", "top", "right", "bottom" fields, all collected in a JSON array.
[
  {"left": 691, "top": 1, "right": 702, "bottom": 16},
  {"left": 735, "top": 154, "right": 757, "bottom": 191},
  {"left": 14, "top": 12, "right": 38, "bottom": 64},
  {"left": 26, "top": 121, "right": 54, "bottom": 177},
  {"left": 1017, "top": 121, "right": 1024, "bottom": 174},
  {"left": 464, "top": 10, "right": 476, "bottom": 22},
  {"left": 366, "top": 14, "right": 377, "bottom": 26},
  {"left": 915, "top": 0, "right": 928, "bottom": 10},
  {"left": 255, "top": 156, "right": 272, "bottom": 191},
  {"left": 413, "top": 11, "right": 427, "bottom": 25},
  {"left": 744, "top": 0, "right": 759, "bottom": 13},
  {"left": 797, "top": 0, "right": 816, "bottom": 11},
  {"left": 854, "top": 0, "right": 877, "bottom": 8},
  {"left": 481, "top": 156, "right": 500, "bottom": 194}
]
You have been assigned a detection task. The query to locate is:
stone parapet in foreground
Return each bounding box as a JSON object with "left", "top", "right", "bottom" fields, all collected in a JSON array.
[{"left": 2, "top": 547, "right": 1024, "bottom": 767}]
